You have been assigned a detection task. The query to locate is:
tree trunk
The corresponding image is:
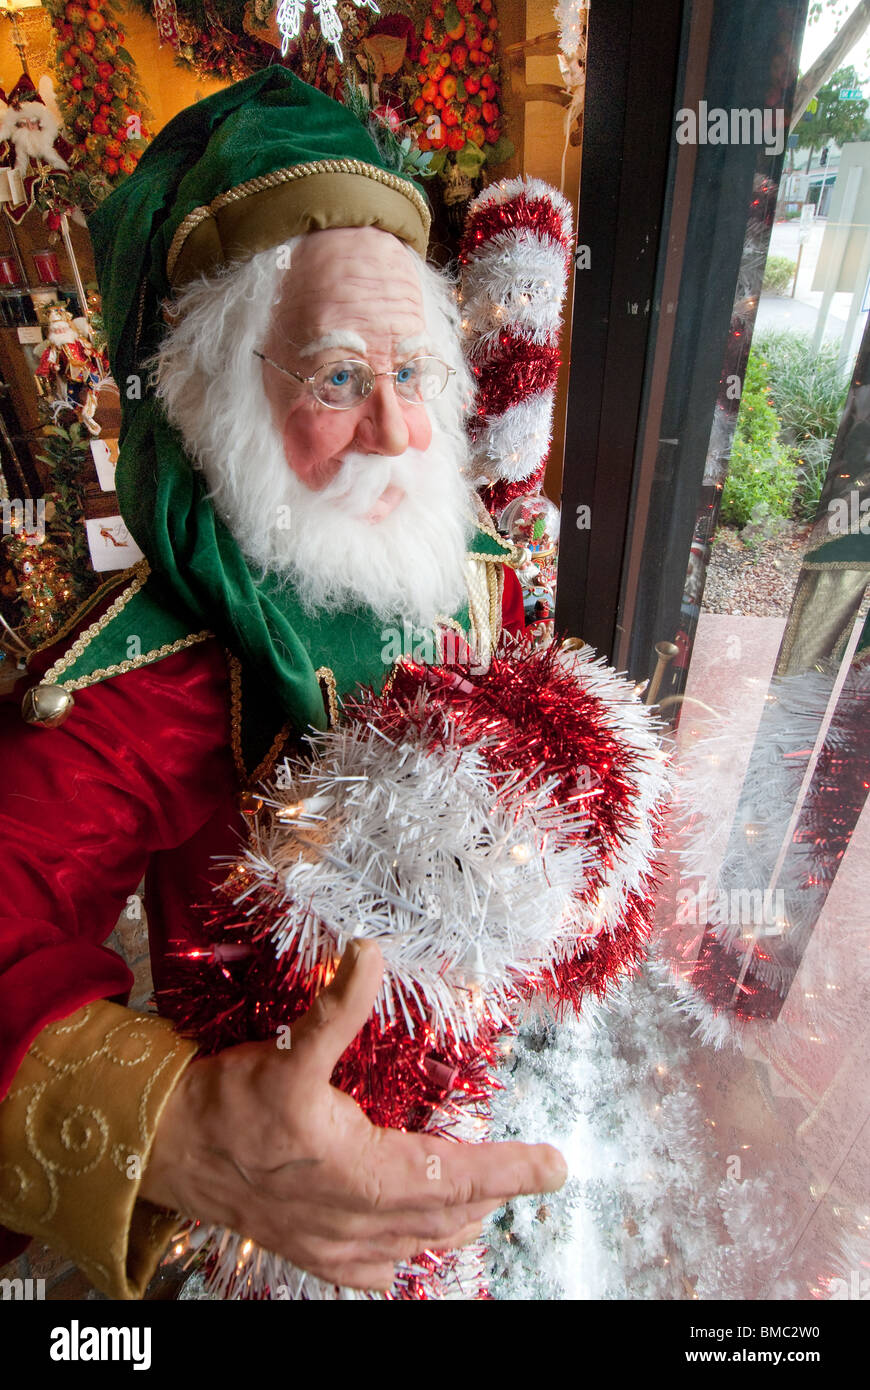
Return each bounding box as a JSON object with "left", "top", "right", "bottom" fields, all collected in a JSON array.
[{"left": 791, "top": 0, "right": 870, "bottom": 127}]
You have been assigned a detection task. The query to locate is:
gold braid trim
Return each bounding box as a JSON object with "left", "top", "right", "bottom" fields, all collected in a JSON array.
[
  {"left": 315, "top": 665, "right": 340, "bottom": 728},
  {"left": 488, "top": 558, "right": 504, "bottom": 650},
  {"left": 28, "top": 565, "right": 138, "bottom": 662},
  {"left": 225, "top": 650, "right": 295, "bottom": 788},
  {"left": 166, "top": 159, "right": 432, "bottom": 283},
  {"left": 35, "top": 559, "right": 213, "bottom": 695},
  {"left": 51, "top": 632, "right": 214, "bottom": 695},
  {"left": 41, "top": 559, "right": 148, "bottom": 684}
]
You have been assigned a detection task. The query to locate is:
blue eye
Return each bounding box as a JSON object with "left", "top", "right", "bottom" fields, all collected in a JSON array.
[
  {"left": 330, "top": 369, "right": 350, "bottom": 386},
  {"left": 396, "top": 365, "right": 416, "bottom": 384}
]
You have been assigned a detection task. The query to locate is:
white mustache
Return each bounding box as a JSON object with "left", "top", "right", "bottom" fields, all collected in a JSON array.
[{"left": 318, "top": 449, "right": 422, "bottom": 518}]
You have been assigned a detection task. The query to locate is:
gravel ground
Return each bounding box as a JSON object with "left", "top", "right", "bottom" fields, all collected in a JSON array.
[{"left": 701, "top": 524, "right": 810, "bottom": 617}]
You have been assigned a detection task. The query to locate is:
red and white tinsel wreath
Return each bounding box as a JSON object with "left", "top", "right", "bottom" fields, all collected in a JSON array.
[
  {"left": 161, "top": 638, "right": 670, "bottom": 1300},
  {"left": 459, "top": 177, "right": 574, "bottom": 517}
]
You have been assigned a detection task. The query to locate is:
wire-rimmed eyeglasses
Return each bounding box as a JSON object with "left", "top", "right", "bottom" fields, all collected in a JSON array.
[{"left": 253, "top": 350, "right": 454, "bottom": 410}]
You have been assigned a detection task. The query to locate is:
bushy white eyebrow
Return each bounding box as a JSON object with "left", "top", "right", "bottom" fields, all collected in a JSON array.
[
  {"left": 298, "top": 330, "right": 368, "bottom": 357},
  {"left": 396, "top": 332, "right": 431, "bottom": 357}
]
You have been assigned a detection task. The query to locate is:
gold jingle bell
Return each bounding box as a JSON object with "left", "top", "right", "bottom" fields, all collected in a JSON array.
[
  {"left": 21, "top": 682, "right": 74, "bottom": 728},
  {"left": 238, "top": 790, "right": 264, "bottom": 816}
]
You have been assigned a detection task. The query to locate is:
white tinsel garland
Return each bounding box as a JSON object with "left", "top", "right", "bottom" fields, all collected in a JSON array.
[
  {"left": 248, "top": 723, "right": 594, "bottom": 1042},
  {"left": 172, "top": 643, "right": 670, "bottom": 1301},
  {"left": 460, "top": 176, "right": 574, "bottom": 494}
]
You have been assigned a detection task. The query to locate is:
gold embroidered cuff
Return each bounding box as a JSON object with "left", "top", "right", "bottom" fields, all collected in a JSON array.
[{"left": 0, "top": 1001, "right": 199, "bottom": 1299}]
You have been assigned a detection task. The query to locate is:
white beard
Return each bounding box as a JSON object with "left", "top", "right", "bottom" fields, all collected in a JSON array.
[
  {"left": 200, "top": 415, "right": 476, "bottom": 630},
  {"left": 149, "top": 235, "right": 481, "bottom": 632}
]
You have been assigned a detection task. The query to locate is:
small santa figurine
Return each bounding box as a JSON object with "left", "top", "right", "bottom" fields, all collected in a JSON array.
[{"left": 34, "top": 304, "right": 108, "bottom": 435}]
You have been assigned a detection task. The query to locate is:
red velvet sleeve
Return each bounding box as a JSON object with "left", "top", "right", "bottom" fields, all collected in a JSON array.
[
  {"left": 501, "top": 563, "right": 526, "bottom": 637},
  {"left": 0, "top": 635, "right": 235, "bottom": 1100}
]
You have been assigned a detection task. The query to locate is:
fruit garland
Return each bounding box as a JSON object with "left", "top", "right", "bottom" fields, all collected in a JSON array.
[
  {"left": 125, "top": 0, "right": 329, "bottom": 84},
  {"left": 128, "top": 0, "right": 279, "bottom": 83},
  {"left": 43, "top": 0, "right": 150, "bottom": 191},
  {"left": 411, "top": 0, "right": 511, "bottom": 194}
]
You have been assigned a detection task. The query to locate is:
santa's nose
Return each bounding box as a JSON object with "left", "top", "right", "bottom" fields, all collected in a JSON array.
[{"left": 352, "top": 378, "right": 410, "bottom": 456}]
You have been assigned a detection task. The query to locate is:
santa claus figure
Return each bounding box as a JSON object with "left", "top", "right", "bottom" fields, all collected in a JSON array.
[
  {"left": 0, "top": 74, "right": 71, "bottom": 219},
  {"left": 0, "top": 95, "right": 67, "bottom": 177},
  {"left": 0, "top": 70, "right": 562, "bottom": 1299},
  {"left": 34, "top": 304, "right": 109, "bottom": 435}
]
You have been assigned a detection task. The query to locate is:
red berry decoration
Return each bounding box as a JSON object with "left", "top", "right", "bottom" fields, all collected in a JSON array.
[
  {"left": 65, "top": 2, "right": 86, "bottom": 23},
  {"left": 411, "top": 2, "right": 508, "bottom": 188}
]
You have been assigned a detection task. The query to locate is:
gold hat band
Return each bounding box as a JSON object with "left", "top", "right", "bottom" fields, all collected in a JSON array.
[{"left": 166, "top": 158, "right": 432, "bottom": 286}]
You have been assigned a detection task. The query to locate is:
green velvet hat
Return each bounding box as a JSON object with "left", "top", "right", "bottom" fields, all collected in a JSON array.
[
  {"left": 89, "top": 66, "right": 431, "bottom": 406},
  {"left": 80, "top": 69, "right": 510, "bottom": 766}
]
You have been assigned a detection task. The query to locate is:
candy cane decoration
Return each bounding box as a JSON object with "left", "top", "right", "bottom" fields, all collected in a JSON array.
[{"left": 458, "top": 177, "right": 574, "bottom": 517}]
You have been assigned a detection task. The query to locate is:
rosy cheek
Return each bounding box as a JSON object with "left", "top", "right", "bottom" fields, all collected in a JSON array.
[
  {"left": 407, "top": 406, "right": 432, "bottom": 453},
  {"left": 281, "top": 407, "right": 350, "bottom": 490}
]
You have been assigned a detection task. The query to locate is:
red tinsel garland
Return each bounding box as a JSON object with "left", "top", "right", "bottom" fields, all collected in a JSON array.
[
  {"left": 159, "top": 637, "right": 668, "bottom": 1299},
  {"left": 470, "top": 336, "right": 562, "bottom": 418},
  {"left": 459, "top": 178, "right": 574, "bottom": 513},
  {"left": 458, "top": 194, "right": 572, "bottom": 270}
]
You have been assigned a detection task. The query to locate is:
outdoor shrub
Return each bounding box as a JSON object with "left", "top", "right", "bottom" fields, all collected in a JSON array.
[
  {"left": 755, "top": 330, "right": 851, "bottom": 441},
  {"left": 762, "top": 256, "right": 797, "bottom": 294},
  {"left": 720, "top": 348, "right": 797, "bottom": 528},
  {"left": 792, "top": 435, "right": 836, "bottom": 521}
]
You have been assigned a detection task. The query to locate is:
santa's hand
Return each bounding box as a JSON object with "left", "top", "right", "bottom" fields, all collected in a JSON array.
[{"left": 140, "top": 939, "right": 567, "bottom": 1291}]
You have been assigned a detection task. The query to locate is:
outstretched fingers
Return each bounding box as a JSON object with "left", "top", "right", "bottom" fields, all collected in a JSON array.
[{"left": 353, "top": 1126, "right": 568, "bottom": 1216}]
